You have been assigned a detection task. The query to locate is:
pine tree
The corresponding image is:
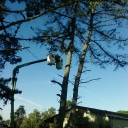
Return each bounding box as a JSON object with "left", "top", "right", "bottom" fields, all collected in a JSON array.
[{"left": 33, "top": 1, "right": 128, "bottom": 127}]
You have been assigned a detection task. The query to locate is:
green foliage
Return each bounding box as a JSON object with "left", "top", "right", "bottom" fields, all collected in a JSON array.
[
  {"left": 0, "top": 119, "right": 10, "bottom": 127},
  {"left": 14, "top": 105, "right": 26, "bottom": 127},
  {"left": 117, "top": 110, "right": 128, "bottom": 114},
  {"left": 66, "top": 100, "right": 72, "bottom": 110},
  {"left": 20, "top": 107, "right": 56, "bottom": 128}
]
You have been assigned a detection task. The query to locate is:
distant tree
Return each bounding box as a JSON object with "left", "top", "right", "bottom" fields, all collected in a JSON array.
[
  {"left": 66, "top": 100, "right": 72, "bottom": 110},
  {"left": 117, "top": 110, "right": 128, "bottom": 115},
  {"left": 47, "top": 107, "right": 56, "bottom": 117},
  {"left": 14, "top": 105, "right": 26, "bottom": 127},
  {"left": 20, "top": 109, "right": 40, "bottom": 128},
  {"left": 20, "top": 107, "right": 56, "bottom": 128}
]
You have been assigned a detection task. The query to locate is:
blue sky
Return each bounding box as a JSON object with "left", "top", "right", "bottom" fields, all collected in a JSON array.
[
  {"left": 1, "top": 1, "right": 128, "bottom": 120},
  {"left": 1, "top": 43, "right": 128, "bottom": 120}
]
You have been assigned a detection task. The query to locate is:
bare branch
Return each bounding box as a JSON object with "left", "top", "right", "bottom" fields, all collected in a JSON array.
[
  {"left": 58, "top": 74, "right": 63, "bottom": 78},
  {"left": 77, "top": 101, "right": 82, "bottom": 105},
  {"left": 92, "top": 40, "right": 128, "bottom": 68},
  {"left": 80, "top": 78, "right": 101, "bottom": 84},
  {"left": 82, "top": 70, "right": 91, "bottom": 73},
  {"left": 57, "top": 98, "right": 60, "bottom": 103},
  {"left": 19, "top": 12, "right": 26, "bottom": 20},
  {"left": 51, "top": 80, "right": 62, "bottom": 87},
  {"left": 56, "top": 94, "right": 61, "bottom": 97},
  {"left": 77, "top": 96, "right": 81, "bottom": 100},
  {"left": 58, "top": 74, "right": 74, "bottom": 85}
]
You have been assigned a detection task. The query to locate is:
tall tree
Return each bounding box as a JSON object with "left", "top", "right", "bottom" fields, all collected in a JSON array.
[
  {"left": 1, "top": 1, "right": 80, "bottom": 127},
  {"left": 0, "top": 0, "right": 81, "bottom": 107},
  {"left": 1, "top": 1, "right": 128, "bottom": 128},
  {"left": 33, "top": 1, "right": 128, "bottom": 128},
  {"left": 67, "top": 1, "right": 128, "bottom": 127}
]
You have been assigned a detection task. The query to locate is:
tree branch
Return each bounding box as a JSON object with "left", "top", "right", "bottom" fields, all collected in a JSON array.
[
  {"left": 51, "top": 80, "right": 62, "bottom": 87},
  {"left": 58, "top": 74, "right": 74, "bottom": 85},
  {"left": 80, "top": 78, "right": 101, "bottom": 84},
  {"left": 0, "top": 0, "right": 82, "bottom": 31},
  {"left": 92, "top": 40, "right": 128, "bottom": 67}
]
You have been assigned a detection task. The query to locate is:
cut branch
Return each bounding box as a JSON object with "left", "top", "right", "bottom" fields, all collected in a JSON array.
[{"left": 51, "top": 80, "right": 62, "bottom": 87}]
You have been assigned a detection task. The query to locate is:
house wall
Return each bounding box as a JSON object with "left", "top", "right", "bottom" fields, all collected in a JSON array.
[
  {"left": 75, "top": 108, "right": 111, "bottom": 128},
  {"left": 62, "top": 108, "right": 111, "bottom": 128},
  {"left": 111, "top": 118, "right": 128, "bottom": 128},
  {"left": 62, "top": 108, "right": 128, "bottom": 128}
]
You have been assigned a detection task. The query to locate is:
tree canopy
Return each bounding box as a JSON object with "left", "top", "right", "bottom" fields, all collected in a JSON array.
[
  {"left": 20, "top": 107, "right": 56, "bottom": 128},
  {"left": 14, "top": 105, "right": 26, "bottom": 127},
  {"left": 1, "top": 0, "right": 128, "bottom": 128},
  {"left": 117, "top": 110, "right": 128, "bottom": 115}
]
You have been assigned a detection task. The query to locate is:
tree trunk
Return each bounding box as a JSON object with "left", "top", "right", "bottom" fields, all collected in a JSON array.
[
  {"left": 65, "top": 11, "right": 94, "bottom": 128},
  {"left": 56, "top": 9, "right": 77, "bottom": 128},
  {"left": 56, "top": 49, "right": 72, "bottom": 128}
]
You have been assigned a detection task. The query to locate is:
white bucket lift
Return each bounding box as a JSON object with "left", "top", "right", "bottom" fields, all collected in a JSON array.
[
  {"left": 47, "top": 54, "right": 55, "bottom": 65},
  {"left": 56, "top": 58, "right": 63, "bottom": 70}
]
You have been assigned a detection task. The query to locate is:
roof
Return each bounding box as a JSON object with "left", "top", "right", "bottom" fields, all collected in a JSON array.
[
  {"left": 45, "top": 106, "right": 128, "bottom": 123},
  {"left": 76, "top": 106, "right": 128, "bottom": 120}
]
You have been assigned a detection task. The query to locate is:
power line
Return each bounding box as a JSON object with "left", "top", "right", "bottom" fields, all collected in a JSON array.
[{"left": 26, "top": 48, "right": 39, "bottom": 60}]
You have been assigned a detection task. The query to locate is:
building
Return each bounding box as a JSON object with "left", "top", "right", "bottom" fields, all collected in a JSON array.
[{"left": 45, "top": 106, "right": 128, "bottom": 128}]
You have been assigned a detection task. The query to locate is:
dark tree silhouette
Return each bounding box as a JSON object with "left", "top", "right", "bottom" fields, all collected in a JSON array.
[
  {"left": 0, "top": 78, "right": 22, "bottom": 105},
  {"left": 0, "top": 1, "right": 128, "bottom": 127}
]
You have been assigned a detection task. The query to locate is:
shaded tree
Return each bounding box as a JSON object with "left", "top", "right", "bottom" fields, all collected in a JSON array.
[
  {"left": 14, "top": 105, "right": 26, "bottom": 127},
  {"left": 0, "top": 78, "right": 22, "bottom": 106},
  {"left": 20, "top": 107, "right": 56, "bottom": 128}
]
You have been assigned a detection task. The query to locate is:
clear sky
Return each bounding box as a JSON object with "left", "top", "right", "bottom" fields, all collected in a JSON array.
[
  {"left": 1, "top": 43, "right": 128, "bottom": 120},
  {"left": 1, "top": 1, "right": 128, "bottom": 120}
]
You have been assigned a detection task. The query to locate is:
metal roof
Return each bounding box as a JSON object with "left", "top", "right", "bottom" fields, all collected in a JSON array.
[
  {"left": 77, "top": 106, "right": 128, "bottom": 120},
  {"left": 45, "top": 106, "right": 128, "bottom": 123}
]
